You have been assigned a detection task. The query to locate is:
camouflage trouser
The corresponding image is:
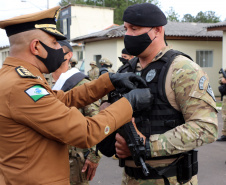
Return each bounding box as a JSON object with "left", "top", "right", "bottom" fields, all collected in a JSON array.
[
  {"left": 70, "top": 152, "right": 89, "bottom": 185},
  {"left": 121, "top": 169, "right": 198, "bottom": 185},
  {"left": 221, "top": 96, "right": 226, "bottom": 136}
]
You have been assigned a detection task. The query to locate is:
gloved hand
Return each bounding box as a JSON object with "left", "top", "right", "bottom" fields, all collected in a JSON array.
[
  {"left": 123, "top": 88, "right": 153, "bottom": 112},
  {"left": 109, "top": 72, "right": 147, "bottom": 94}
]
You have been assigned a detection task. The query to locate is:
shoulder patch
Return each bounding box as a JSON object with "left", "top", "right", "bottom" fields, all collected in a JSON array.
[
  {"left": 25, "top": 85, "right": 49, "bottom": 102},
  {"left": 199, "top": 76, "right": 207, "bottom": 90},
  {"left": 207, "top": 84, "right": 216, "bottom": 102},
  {"left": 15, "top": 66, "right": 38, "bottom": 79}
]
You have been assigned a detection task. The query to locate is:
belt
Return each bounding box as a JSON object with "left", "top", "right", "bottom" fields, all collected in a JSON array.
[{"left": 125, "top": 158, "right": 178, "bottom": 168}]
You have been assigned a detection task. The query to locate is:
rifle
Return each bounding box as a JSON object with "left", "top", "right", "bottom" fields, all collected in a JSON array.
[{"left": 118, "top": 121, "right": 150, "bottom": 176}]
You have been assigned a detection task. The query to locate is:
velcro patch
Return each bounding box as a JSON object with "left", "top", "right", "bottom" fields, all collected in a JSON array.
[
  {"left": 25, "top": 85, "right": 49, "bottom": 102},
  {"left": 15, "top": 66, "right": 37, "bottom": 79}
]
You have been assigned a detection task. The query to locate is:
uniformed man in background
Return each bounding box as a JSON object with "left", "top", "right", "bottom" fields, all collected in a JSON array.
[
  {"left": 52, "top": 40, "right": 101, "bottom": 184},
  {"left": 217, "top": 70, "right": 226, "bottom": 141},
  {"left": 0, "top": 6, "right": 153, "bottom": 185},
  {"left": 98, "top": 3, "right": 218, "bottom": 185},
  {"left": 99, "top": 57, "right": 115, "bottom": 75},
  {"left": 70, "top": 58, "right": 78, "bottom": 68},
  {"left": 87, "top": 61, "right": 99, "bottom": 80},
  {"left": 118, "top": 48, "right": 134, "bottom": 65}
]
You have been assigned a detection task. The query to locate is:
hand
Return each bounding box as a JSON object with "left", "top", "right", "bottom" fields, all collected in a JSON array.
[
  {"left": 109, "top": 72, "right": 147, "bottom": 93},
  {"left": 82, "top": 159, "right": 99, "bottom": 181},
  {"left": 123, "top": 88, "right": 153, "bottom": 112},
  {"left": 99, "top": 102, "right": 111, "bottom": 111},
  {"left": 115, "top": 133, "right": 131, "bottom": 158},
  {"left": 222, "top": 78, "right": 226, "bottom": 84}
]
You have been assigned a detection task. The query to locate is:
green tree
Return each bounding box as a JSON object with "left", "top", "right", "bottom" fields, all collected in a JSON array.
[
  {"left": 181, "top": 14, "right": 195, "bottom": 22},
  {"left": 166, "top": 7, "right": 180, "bottom": 22},
  {"left": 194, "top": 11, "right": 220, "bottom": 23},
  {"left": 58, "top": 0, "right": 160, "bottom": 25}
]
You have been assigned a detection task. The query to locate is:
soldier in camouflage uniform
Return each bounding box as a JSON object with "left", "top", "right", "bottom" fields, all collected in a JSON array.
[
  {"left": 98, "top": 3, "right": 218, "bottom": 185},
  {"left": 87, "top": 61, "right": 99, "bottom": 80},
  {"left": 99, "top": 57, "right": 115, "bottom": 74},
  {"left": 52, "top": 40, "right": 101, "bottom": 185},
  {"left": 217, "top": 70, "right": 226, "bottom": 141}
]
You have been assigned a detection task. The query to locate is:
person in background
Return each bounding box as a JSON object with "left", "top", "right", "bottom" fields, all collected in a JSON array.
[
  {"left": 88, "top": 61, "right": 99, "bottom": 80},
  {"left": 217, "top": 70, "right": 226, "bottom": 141},
  {"left": 118, "top": 48, "right": 134, "bottom": 65},
  {"left": 52, "top": 40, "right": 101, "bottom": 185},
  {"left": 0, "top": 6, "right": 153, "bottom": 185},
  {"left": 99, "top": 57, "right": 115, "bottom": 75},
  {"left": 98, "top": 3, "right": 218, "bottom": 185},
  {"left": 70, "top": 58, "right": 78, "bottom": 68}
]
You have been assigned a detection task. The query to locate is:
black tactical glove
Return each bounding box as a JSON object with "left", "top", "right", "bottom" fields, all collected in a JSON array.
[
  {"left": 123, "top": 88, "right": 153, "bottom": 112},
  {"left": 109, "top": 72, "right": 147, "bottom": 94}
]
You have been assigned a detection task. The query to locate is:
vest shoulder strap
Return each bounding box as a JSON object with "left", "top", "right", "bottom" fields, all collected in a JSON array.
[
  {"left": 61, "top": 72, "right": 89, "bottom": 92},
  {"left": 158, "top": 49, "right": 193, "bottom": 103}
]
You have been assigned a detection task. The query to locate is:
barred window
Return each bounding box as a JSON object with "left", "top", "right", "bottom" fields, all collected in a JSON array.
[
  {"left": 196, "top": 50, "right": 213, "bottom": 67},
  {"left": 77, "top": 51, "right": 83, "bottom": 61}
]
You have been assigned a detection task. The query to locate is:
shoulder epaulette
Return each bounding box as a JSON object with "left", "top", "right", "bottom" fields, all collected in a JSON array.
[{"left": 15, "top": 66, "right": 38, "bottom": 79}]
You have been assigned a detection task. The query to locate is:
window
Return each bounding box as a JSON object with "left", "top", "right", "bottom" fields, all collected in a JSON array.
[
  {"left": 63, "top": 19, "right": 67, "bottom": 35},
  {"left": 77, "top": 51, "right": 83, "bottom": 61},
  {"left": 196, "top": 50, "right": 213, "bottom": 67},
  {"left": 79, "top": 60, "right": 85, "bottom": 73},
  {"left": 94, "top": 55, "right": 102, "bottom": 68}
]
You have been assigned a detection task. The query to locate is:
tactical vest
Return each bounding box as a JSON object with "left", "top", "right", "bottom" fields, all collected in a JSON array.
[{"left": 118, "top": 49, "right": 193, "bottom": 138}]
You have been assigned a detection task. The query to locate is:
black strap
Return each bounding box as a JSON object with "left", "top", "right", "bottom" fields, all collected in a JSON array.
[{"left": 61, "top": 72, "right": 88, "bottom": 92}]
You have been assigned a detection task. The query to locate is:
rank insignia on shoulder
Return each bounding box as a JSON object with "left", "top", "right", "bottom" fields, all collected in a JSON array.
[
  {"left": 25, "top": 85, "right": 50, "bottom": 102},
  {"left": 15, "top": 66, "right": 38, "bottom": 79}
]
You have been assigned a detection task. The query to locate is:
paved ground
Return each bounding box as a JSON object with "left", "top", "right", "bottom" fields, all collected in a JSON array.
[{"left": 90, "top": 110, "right": 226, "bottom": 185}]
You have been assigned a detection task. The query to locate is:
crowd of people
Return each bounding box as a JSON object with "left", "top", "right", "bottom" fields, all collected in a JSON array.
[{"left": 0, "top": 2, "right": 221, "bottom": 185}]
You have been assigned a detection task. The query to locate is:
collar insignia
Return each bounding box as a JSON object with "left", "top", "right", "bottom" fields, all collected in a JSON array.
[{"left": 15, "top": 66, "right": 38, "bottom": 79}]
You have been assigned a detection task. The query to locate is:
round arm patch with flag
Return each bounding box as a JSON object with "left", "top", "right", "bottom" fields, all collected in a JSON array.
[{"left": 25, "top": 85, "right": 50, "bottom": 102}]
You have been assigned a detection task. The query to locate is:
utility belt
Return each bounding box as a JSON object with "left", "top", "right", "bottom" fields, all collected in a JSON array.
[{"left": 124, "top": 150, "right": 198, "bottom": 184}]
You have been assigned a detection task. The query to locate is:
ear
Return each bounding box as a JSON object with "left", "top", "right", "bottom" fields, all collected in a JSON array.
[
  {"left": 154, "top": 26, "right": 163, "bottom": 36},
  {"left": 67, "top": 52, "right": 73, "bottom": 60},
  {"left": 30, "top": 39, "right": 41, "bottom": 55}
]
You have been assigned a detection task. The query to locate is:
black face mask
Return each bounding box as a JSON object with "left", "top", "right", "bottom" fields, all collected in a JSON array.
[
  {"left": 35, "top": 41, "right": 67, "bottom": 73},
  {"left": 118, "top": 57, "right": 129, "bottom": 65},
  {"left": 124, "top": 28, "right": 155, "bottom": 56}
]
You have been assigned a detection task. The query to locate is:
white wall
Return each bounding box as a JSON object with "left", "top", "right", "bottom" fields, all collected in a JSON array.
[
  {"left": 70, "top": 6, "right": 114, "bottom": 39},
  {"left": 0, "top": 47, "right": 10, "bottom": 68},
  {"left": 168, "top": 40, "right": 222, "bottom": 96}
]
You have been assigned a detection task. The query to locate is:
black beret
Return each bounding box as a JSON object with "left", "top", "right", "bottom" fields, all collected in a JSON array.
[
  {"left": 58, "top": 40, "right": 73, "bottom": 52},
  {"left": 122, "top": 48, "right": 131, "bottom": 55},
  {"left": 123, "top": 3, "right": 167, "bottom": 27}
]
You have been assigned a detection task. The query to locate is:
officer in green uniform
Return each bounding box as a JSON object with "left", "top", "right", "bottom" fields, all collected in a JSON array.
[
  {"left": 98, "top": 3, "right": 218, "bottom": 185},
  {"left": 52, "top": 40, "right": 101, "bottom": 185}
]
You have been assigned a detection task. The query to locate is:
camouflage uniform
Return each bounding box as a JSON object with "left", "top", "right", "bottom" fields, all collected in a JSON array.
[
  {"left": 88, "top": 67, "right": 99, "bottom": 80},
  {"left": 69, "top": 78, "right": 101, "bottom": 185},
  {"left": 121, "top": 46, "right": 218, "bottom": 185},
  {"left": 218, "top": 72, "right": 226, "bottom": 136}
]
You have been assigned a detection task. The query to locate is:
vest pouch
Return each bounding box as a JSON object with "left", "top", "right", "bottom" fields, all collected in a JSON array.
[{"left": 177, "top": 153, "right": 192, "bottom": 184}]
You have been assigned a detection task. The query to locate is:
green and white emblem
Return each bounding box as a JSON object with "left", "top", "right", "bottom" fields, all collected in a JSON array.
[{"left": 25, "top": 85, "right": 49, "bottom": 102}]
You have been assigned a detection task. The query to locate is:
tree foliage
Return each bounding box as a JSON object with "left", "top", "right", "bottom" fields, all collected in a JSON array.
[
  {"left": 181, "top": 11, "right": 220, "bottom": 23},
  {"left": 166, "top": 7, "right": 180, "bottom": 22},
  {"left": 59, "top": 0, "right": 160, "bottom": 25}
]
